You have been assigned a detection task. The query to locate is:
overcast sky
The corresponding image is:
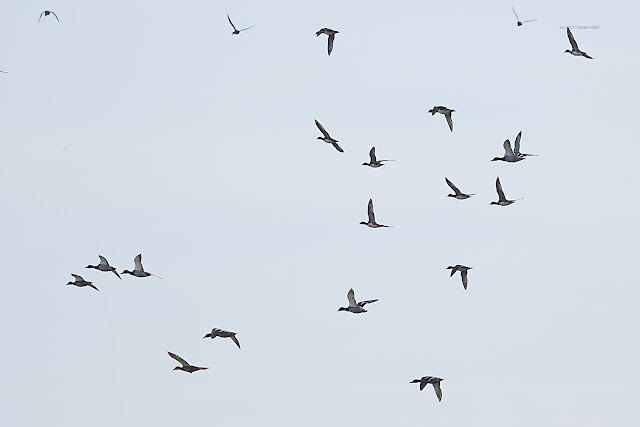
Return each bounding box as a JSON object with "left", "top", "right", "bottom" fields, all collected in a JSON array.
[{"left": 1, "top": 1, "right": 639, "bottom": 426}]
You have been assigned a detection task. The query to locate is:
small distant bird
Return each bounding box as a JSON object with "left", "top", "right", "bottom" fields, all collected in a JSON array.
[
  {"left": 66, "top": 274, "right": 99, "bottom": 291},
  {"left": 428, "top": 106, "right": 454, "bottom": 132},
  {"left": 447, "top": 265, "right": 472, "bottom": 290},
  {"left": 492, "top": 139, "right": 525, "bottom": 163},
  {"left": 513, "top": 131, "right": 536, "bottom": 157},
  {"left": 338, "top": 288, "right": 378, "bottom": 314},
  {"left": 227, "top": 14, "right": 254, "bottom": 35},
  {"left": 410, "top": 376, "right": 444, "bottom": 401},
  {"left": 315, "top": 119, "right": 343, "bottom": 152},
  {"left": 360, "top": 198, "right": 391, "bottom": 228},
  {"left": 168, "top": 352, "right": 208, "bottom": 373},
  {"left": 362, "top": 146, "right": 394, "bottom": 168},
  {"left": 39, "top": 11, "right": 59, "bottom": 23},
  {"left": 203, "top": 328, "right": 241, "bottom": 349},
  {"left": 315, "top": 28, "right": 339, "bottom": 55},
  {"left": 511, "top": 7, "right": 537, "bottom": 26},
  {"left": 0, "top": 71, "right": 7, "bottom": 74},
  {"left": 491, "top": 177, "right": 521, "bottom": 206},
  {"left": 86, "top": 255, "right": 121, "bottom": 280},
  {"left": 445, "top": 177, "right": 474, "bottom": 200},
  {"left": 121, "top": 254, "right": 163, "bottom": 278},
  {"left": 565, "top": 28, "right": 593, "bottom": 59}
]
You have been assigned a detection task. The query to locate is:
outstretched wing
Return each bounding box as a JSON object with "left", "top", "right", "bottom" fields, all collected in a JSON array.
[
  {"left": 511, "top": 6, "right": 519, "bottom": 21},
  {"left": 39, "top": 11, "right": 45, "bottom": 23},
  {"left": 449, "top": 265, "right": 460, "bottom": 277},
  {"left": 445, "top": 177, "right": 461, "bottom": 195},
  {"left": 227, "top": 15, "right": 237, "bottom": 32},
  {"left": 567, "top": 28, "right": 579, "bottom": 51},
  {"left": 432, "top": 382, "right": 443, "bottom": 401},
  {"left": 514, "top": 131, "right": 522, "bottom": 154},
  {"left": 315, "top": 120, "right": 330, "bottom": 138},
  {"left": 369, "top": 147, "right": 377, "bottom": 163},
  {"left": 168, "top": 352, "right": 189, "bottom": 366},
  {"left": 134, "top": 254, "right": 144, "bottom": 272},
  {"left": 230, "top": 335, "right": 241, "bottom": 349},
  {"left": 358, "top": 299, "right": 378, "bottom": 307},
  {"left": 239, "top": 25, "right": 255, "bottom": 32},
  {"left": 331, "top": 141, "right": 344, "bottom": 152},
  {"left": 503, "top": 139, "right": 516, "bottom": 157},
  {"left": 445, "top": 112, "right": 453, "bottom": 132},
  {"left": 347, "top": 288, "right": 358, "bottom": 307},
  {"left": 327, "top": 34, "right": 335, "bottom": 55},
  {"left": 367, "top": 199, "right": 375, "bottom": 223},
  {"left": 71, "top": 274, "right": 84, "bottom": 281},
  {"left": 496, "top": 177, "right": 506, "bottom": 201},
  {"left": 461, "top": 270, "right": 468, "bottom": 290},
  {"left": 51, "top": 11, "right": 60, "bottom": 22},
  {"left": 98, "top": 255, "right": 110, "bottom": 266}
]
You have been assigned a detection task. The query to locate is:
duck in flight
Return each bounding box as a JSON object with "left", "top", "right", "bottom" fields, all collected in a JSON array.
[
  {"left": 338, "top": 288, "right": 378, "bottom": 314},
  {"left": 491, "top": 177, "right": 521, "bottom": 206},
  {"left": 203, "top": 328, "right": 241, "bottom": 349},
  {"left": 66, "top": 274, "right": 99, "bottom": 291},
  {"left": 168, "top": 352, "right": 208, "bottom": 373},
  {"left": 445, "top": 177, "right": 474, "bottom": 200},
  {"left": 410, "top": 376, "right": 444, "bottom": 401},
  {"left": 39, "top": 11, "right": 59, "bottom": 23},
  {"left": 447, "top": 265, "right": 472, "bottom": 290},
  {"left": 121, "top": 254, "right": 163, "bottom": 278},
  {"left": 565, "top": 28, "right": 593, "bottom": 59},
  {"left": 492, "top": 139, "right": 525, "bottom": 163},
  {"left": 428, "top": 106, "right": 454, "bottom": 132},
  {"left": 86, "top": 255, "right": 121, "bottom": 280},
  {"left": 362, "top": 147, "right": 394, "bottom": 168},
  {"left": 513, "top": 131, "right": 536, "bottom": 157},
  {"left": 315, "top": 28, "right": 339, "bottom": 55},
  {"left": 227, "top": 14, "right": 254, "bottom": 35},
  {"left": 360, "top": 198, "right": 391, "bottom": 228},
  {"left": 315, "top": 119, "right": 343, "bottom": 152},
  {"left": 511, "top": 7, "right": 537, "bottom": 26}
]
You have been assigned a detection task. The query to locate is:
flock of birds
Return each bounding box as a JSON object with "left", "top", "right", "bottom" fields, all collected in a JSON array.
[{"left": 26, "top": 6, "right": 597, "bottom": 404}]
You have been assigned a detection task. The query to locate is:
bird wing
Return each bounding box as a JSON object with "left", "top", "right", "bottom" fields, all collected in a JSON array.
[
  {"left": 511, "top": 7, "right": 519, "bottom": 21},
  {"left": 367, "top": 199, "right": 375, "bottom": 223},
  {"left": 315, "top": 120, "right": 331, "bottom": 138},
  {"left": 51, "top": 11, "right": 60, "bottom": 22},
  {"left": 71, "top": 274, "right": 84, "bottom": 281},
  {"left": 98, "top": 255, "right": 110, "bottom": 266},
  {"left": 496, "top": 177, "right": 506, "bottom": 201},
  {"left": 503, "top": 139, "right": 516, "bottom": 157},
  {"left": 521, "top": 19, "right": 538, "bottom": 23},
  {"left": 445, "top": 177, "right": 461, "bottom": 195},
  {"left": 39, "top": 11, "right": 45, "bottom": 23},
  {"left": 449, "top": 265, "right": 460, "bottom": 277},
  {"left": 328, "top": 34, "right": 335, "bottom": 55},
  {"left": 420, "top": 377, "right": 429, "bottom": 391},
  {"left": 358, "top": 299, "right": 378, "bottom": 307},
  {"left": 347, "top": 288, "right": 358, "bottom": 307},
  {"left": 567, "top": 28, "right": 579, "bottom": 51},
  {"left": 369, "top": 147, "right": 377, "bottom": 163},
  {"left": 331, "top": 141, "right": 344, "bottom": 152},
  {"left": 227, "top": 15, "right": 237, "bottom": 31},
  {"left": 88, "top": 283, "right": 100, "bottom": 291},
  {"left": 514, "top": 131, "right": 522, "bottom": 153},
  {"left": 445, "top": 112, "right": 453, "bottom": 132},
  {"left": 461, "top": 270, "right": 468, "bottom": 290},
  {"left": 239, "top": 25, "right": 255, "bottom": 32},
  {"left": 230, "top": 335, "right": 241, "bottom": 349},
  {"left": 112, "top": 269, "right": 122, "bottom": 280},
  {"left": 134, "top": 254, "right": 144, "bottom": 272},
  {"left": 433, "top": 382, "right": 443, "bottom": 401},
  {"left": 168, "top": 352, "right": 189, "bottom": 366}
]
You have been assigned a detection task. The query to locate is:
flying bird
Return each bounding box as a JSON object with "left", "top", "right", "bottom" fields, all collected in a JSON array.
[
  {"left": 410, "top": 376, "right": 444, "bottom": 401},
  {"left": 360, "top": 198, "right": 391, "bottom": 228},
  {"left": 492, "top": 139, "right": 525, "bottom": 163},
  {"left": 227, "top": 14, "right": 254, "bottom": 35},
  {"left": 565, "top": 28, "right": 593, "bottom": 59},
  {"left": 428, "top": 106, "right": 454, "bottom": 132},
  {"left": 513, "top": 131, "right": 536, "bottom": 157},
  {"left": 39, "top": 11, "right": 59, "bottom": 23},
  {"left": 86, "top": 255, "right": 121, "bottom": 279},
  {"left": 315, "top": 119, "right": 343, "bottom": 152},
  {"left": 203, "top": 328, "right": 241, "bottom": 349},
  {"left": 511, "top": 7, "right": 537, "bottom": 26},
  {"left": 362, "top": 146, "right": 394, "bottom": 168},
  {"left": 445, "top": 177, "right": 474, "bottom": 200},
  {"left": 0, "top": 71, "right": 7, "bottom": 74},
  {"left": 66, "top": 274, "right": 99, "bottom": 291},
  {"left": 168, "top": 352, "right": 208, "bottom": 373},
  {"left": 491, "top": 177, "right": 521, "bottom": 206},
  {"left": 338, "top": 288, "right": 378, "bottom": 314},
  {"left": 316, "top": 28, "right": 339, "bottom": 55},
  {"left": 121, "top": 254, "right": 163, "bottom": 278},
  {"left": 447, "top": 265, "right": 472, "bottom": 290}
]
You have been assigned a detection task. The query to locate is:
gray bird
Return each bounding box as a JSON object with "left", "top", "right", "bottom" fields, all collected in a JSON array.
[
  {"left": 227, "top": 14, "right": 254, "bottom": 35},
  {"left": 410, "top": 376, "right": 444, "bottom": 401},
  {"left": 490, "top": 177, "right": 521, "bottom": 206},
  {"left": 445, "top": 177, "right": 474, "bottom": 200},
  {"left": 337, "top": 288, "right": 378, "bottom": 314},
  {"left": 428, "top": 106, "right": 454, "bottom": 132},
  {"left": 168, "top": 352, "right": 208, "bottom": 373},
  {"left": 565, "top": 27, "right": 593, "bottom": 59},
  {"left": 446, "top": 265, "right": 472, "bottom": 290},
  {"left": 203, "top": 328, "right": 241, "bottom": 349},
  {"left": 512, "top": 7, "right": 537, "bottom": 26},
  {"left": 360, "top": 198, "right": 391, "bottom": 228},
  {"left": 315, "top": 28, "right": 339, "bottom": 55},
  {"left": 39, "top": 11, "right": 59, "bottom": 23},
  {"left": 121, "top": 254, "right": 163, "bottom": 278},
  {"left": 86, "top": 255, "right": 121, "bottom": 280},
  {"left": 315, "top": 119, "right": 343, "bottom": 152},
  {"left": 362, "top": 146, "right": 394, "bottom": 168},
  {"left": 66, "top": 274, "right": 99, "bottom": 292}
]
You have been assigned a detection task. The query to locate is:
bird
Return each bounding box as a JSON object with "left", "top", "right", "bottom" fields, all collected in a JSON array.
[
  {"left": 315, "top": 28, "right": 339, "bottom": 55},
  {"left": 446, "top": 265, "right": 472, "bottom": 290},
  {"left": 168, "top": 352, "right": 208, "bottom": 373},
  {"left": 121, "top": 254, "right": 163, "bottom": 278},
  {"left": 491, "top": 177, "right": 521, "bottom": 206},
  {"left": 39, "top": 11, "right": 59, "bottom": 23},
  {"left": 315, "top": 120, "right": 343, "bottom": 152},
  {"left": 513, "top": 131, "right": 536, "bottom": 157},
  {"left": 66, "top": 274, "right": 99, "bottom": 291},
  {"left": 203, "top": 328, "right": 241, "bottom": 349},
  {"left": 410, "top": 376, "right": 444, "bottom": 401},
  {"left": 492, "top": 139, "right": 525, "bottom": 163},
  {"left": 445, "top": 177, "right": 474, "bottom": 200},
  {"left": 227, "top": 14, "right": 254, "bottom": 35},
  {"left": 511, "top": 7, "right": 537, "bottom": 26},
  {"left": 86, "top": 255, "right": 121, "bottom": 280},
  {"left": 338, "top": 288, "right": 378, "bottom": 314},
  {"left": 362, "top": 147, "right": 394, "bottom": 168},
  {"left": 0, "top": 71, "right": 7, "bottom": 74},
  {"left": 427, "top": 106, "right": 454, "bottom": 132},
  {"left": 360, "top": 198, "right": 391, "bottom": 228},
  {"left": 565, "top": 28, "right": 593, "bottom": 59}
]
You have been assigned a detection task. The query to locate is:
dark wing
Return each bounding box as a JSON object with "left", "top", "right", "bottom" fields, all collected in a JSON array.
[
  {"left": 315, "top": 120, "right": 331, "bottom": 138},
  {"left": 433, "top": 382, "right": 443, "bottom": 401},
  {"left": 168, "top": 352, "right": 188, "bottom": 366},
  {"left": 514, "top": 131, "right": 522, "bottom": 153},
  {"left": 367, "top": 199, "right": 375, "bottom": 223},
  {"left": 331, "top": 141, "right": 344, "bottom": 152},
  {"left": 230, "top": 335, "right": 241, "bottom": 349},
  {"left": 445, "top": 112, "right": 453, "bottom": 132},
  {"left": 358, "top": 299, "right": 378, "bottom": 307},
  {"left": 227, "top": 15, "right": 238, "bottom": 32},
  {"left": 51, "top": 11, "right": 60, "bottom": 22},
  {"left": 369, "top": 147, "right": 377, "bottom": 163},
  {"left": 449, "top": 265, "right": 460, "bottom": 277},
  {"left": 496, "top": 177, "right": 506, "bottom": 201},
  {"left": 511, "top": 6, "right": 519, "bottom": 21},
  {"left": 445, "top": 177, "right": 461, "bottom": 195},
  {"left": 461, "top": 270, "right": 468, "bottom": 290},
  {"left": 567, "top": 28, "right": 579, "bottom": 51},
  {"left": 420, "top": 377, "right": 428, "bottom": 391},
  {"left": 39, "top": 11, "right": 45, "bottom": 23},
  {"left": 239, "top": 25, "right": 255, "bottom": 32},
  {"left": 521, "top": 19, "right": 538, "bottom": 23},
  {"left": 327, "top": 34, "right": 335, "bottom": 55}
]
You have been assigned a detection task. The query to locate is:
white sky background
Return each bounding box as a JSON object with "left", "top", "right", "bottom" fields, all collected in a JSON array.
[{"left": 1, "top": 0, "right": 639, "bottom": 425}]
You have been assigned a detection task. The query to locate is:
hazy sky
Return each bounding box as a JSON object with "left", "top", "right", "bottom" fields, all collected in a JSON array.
[{"left": 1, "top": 1, "right": 639, "bottom": 426}]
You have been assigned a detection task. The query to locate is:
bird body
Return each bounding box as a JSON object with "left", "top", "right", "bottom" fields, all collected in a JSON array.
[
  {"left": 360, "top": 198, "right": 391, "bottom": 228},
  {"left": 168, "top": 352, "right": 208, "bottom": 373},
  {"left": 491, "top": 176, "right": 520, "bottom": 206},
  {"left": 447, "top": 265, "right": 472, "bottom": 290},
  {"left": 338, "top": 288, "right": 378, "bottom": 313},
  {"left": 315, "top": 120, "right": 343, "bottom": 152},
  {"left": 86, "top": 255, "right": 121, "bottom": 279},
  {"left": 410, "top": 376, "right": 444, "bottom": 401},
  {"left": 445, "top": 177, "right": 474, "bottom": 200},
  {"left": 428, "top": 106, "right": 454, "bottom": 132},
  {"left": 66, "top": 274, "right": 99, "bottom": 291},
  {"left": 565, "top": 28, "right": 593, "bottom": 59},
  {"left": 492, "top": 139, "right": 525, "bottom": 163},
  {"left": 362, "top": 146, "right": 394, "bottom": 168},
  {"left": 122, "top": 254, "right": 163, "bottom": 278},
  {"left": 316, "top": 28, "right": 339, "bottom": 55},
  {"left": 203, "top": 328, "right": 241, "bottom": 349}
]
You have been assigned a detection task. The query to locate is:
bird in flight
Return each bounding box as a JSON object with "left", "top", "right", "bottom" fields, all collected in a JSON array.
[
  {"left": 362, "top": 146, "right": 394, "bottom": 168},
  {"left": 227, "top": 14, "right": 254, "bottom": 35},
  {"left": 86, "top": 255, "right": 122, "bottom": 280},
  {"left": 315, "top": 120, "right": 343, "bottom": 152},
  {"left": 168, "top": 352, "right": 208, "bottom": 373},
  {"left": 445, "top": 177, "right": 474, "bottom": 200},
  {"left": 492, "top": 139, "right": 525, "bottom": 163},
  {"left": 490, "top": 177, "right": 521, "bottom": 206},
  {"left": 360, "top": 198, "right": 391, "bottom": 228},
  {"left": 39, "top": 11, "right": 59, "bottom": 23},
  {"left": 511, "top": 7, "right": 537, "bottom": 26},
  {"left": 316, "top": 28, "right": 339, "bottom": 55},
  {"left": 410, "top": 376, "right": 444, "bottom": 401},
  {"left": 428, "top": 106, "right": 454, "bottom": 132},
  {"left": 338, "top": 288, "right": 378, "bottom": 314},
  {"left": 121, "top": 254, "right": 163, "bottom": 278},
  {"left": 565, "top": 28, "right": 593, "bottom": 59},
  {"left": 203, "top": 328, "right": 241, "bottom": 349},
  {"left": 513, "top": 131, "right": 536, "bottom": 157},
  {"left": 447, "top": 265, "right": 472, "bottom": 290},
  {"left": 66, "top": 274, "right": 99, "bottom": 292}
]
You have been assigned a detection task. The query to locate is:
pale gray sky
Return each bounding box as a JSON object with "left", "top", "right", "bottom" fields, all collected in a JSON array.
[{"left": 1, "top": 1, "right": 639, "bottom": 426}]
